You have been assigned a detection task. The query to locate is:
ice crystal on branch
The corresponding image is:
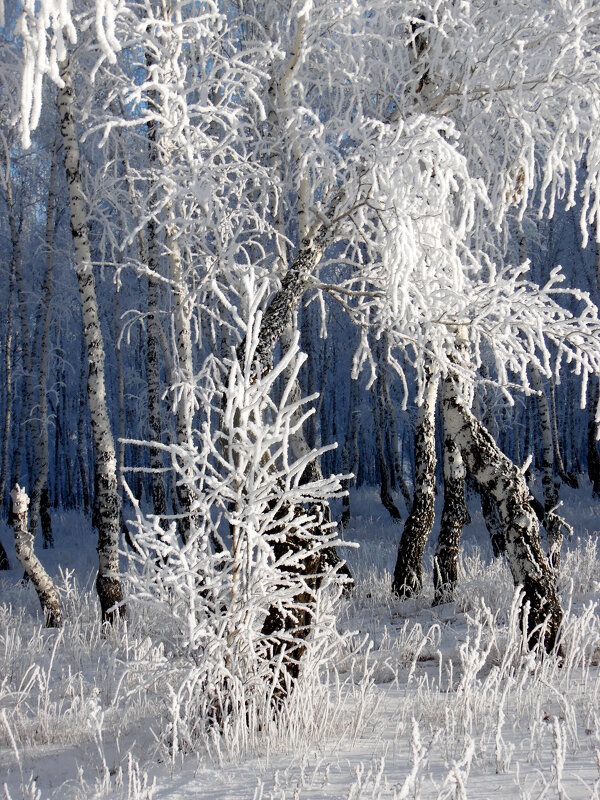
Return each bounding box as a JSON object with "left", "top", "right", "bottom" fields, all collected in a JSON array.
[{"left": 125, "top": 279, "right": 351, "bottom": 736}]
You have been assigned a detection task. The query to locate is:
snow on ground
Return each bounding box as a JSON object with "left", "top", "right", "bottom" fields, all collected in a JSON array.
[{"left": 2, "top": 486, "right": 600, "bottom": 799}]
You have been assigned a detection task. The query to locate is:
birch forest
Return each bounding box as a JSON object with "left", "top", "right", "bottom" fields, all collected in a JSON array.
[{"left": 4, "top": 2, "right": 600, "bottom": 798}]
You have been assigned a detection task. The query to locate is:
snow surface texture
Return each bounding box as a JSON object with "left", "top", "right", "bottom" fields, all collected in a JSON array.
[{"left": 2, "top": 488, "right": 600, "bottom": 799}]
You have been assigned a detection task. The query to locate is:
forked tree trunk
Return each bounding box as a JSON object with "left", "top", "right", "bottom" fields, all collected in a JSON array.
[
  {"left": 392, "top": 372, "right": 439, "bottom": 597},
  {"left": 433, "top": 433, "right": 469, "bottom": 604},
  {"left": 11, "top": 484, "right": 61, "bottom": 627},
  {"left": 530, "top": 367, "right": 562, "bottom": 571},
  {"left": 442, "top": 376, "right": 562, "bottom": 653},
  {"left": 57, "top": 59, "right": 124, "bottom": 624}
]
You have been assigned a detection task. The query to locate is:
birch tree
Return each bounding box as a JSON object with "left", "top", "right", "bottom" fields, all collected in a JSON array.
[{"left": 56, "top": 58, "right": 124, "bottom": 624}]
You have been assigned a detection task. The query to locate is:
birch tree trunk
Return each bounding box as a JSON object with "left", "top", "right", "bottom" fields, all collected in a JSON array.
[
  {"left": 530, "top": 367, "right": 562, "bottom": 571},
  {"left": 11, "top": 485, "right": 61, "bottom": 627},
  {"left": 442, "top": 376, "right": 562, "bottom": 653},
  {"left": 77, "top": 334, "right": 91, "bottom": 516},
  {"left": 392, "top": 372, "right": 439, "bottom": 597},
  {"left": 29, "top": 138, "right": 58, "bottom": 547},
  {"left": 57, "top": 59, "right": 124, "bottom": 624},
  {"left": 433, "top": 433, "right": 469, "bottom": 604}
]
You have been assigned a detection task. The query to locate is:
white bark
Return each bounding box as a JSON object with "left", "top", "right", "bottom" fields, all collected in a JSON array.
[
  {"left": 433, "top": 433, "right": 469, "bottom": 604},
  {"left": 11, "top": 484, "right": 61, "bottom": 627},
  {"left": 57, "top": 58, "right": 124, "bottom": 624},
  {"left": 530, "top": 367, "right": 562, "bottom": 571},
  {"left": 442, "top": 375, "right": 562, "bottom": 653}
]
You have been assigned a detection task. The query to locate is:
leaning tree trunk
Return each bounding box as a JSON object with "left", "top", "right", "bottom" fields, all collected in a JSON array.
[
  {"left": 11, "top": 485, "right": 61, "bottom": 627},
  {"left": 392, "top": 372, "right": 439, "bottom": 597},
  {"left": 433, "top": 432, "right": 469, "bottom": 604},
  {"left": 442, "top": 375, "right": 562, "bottom": 653},
  {"left": 57, "top": 59, "right": 124, "bottom": 624},
  {"left": 530, "top": 367, "right": 562, "bottom": 571}
]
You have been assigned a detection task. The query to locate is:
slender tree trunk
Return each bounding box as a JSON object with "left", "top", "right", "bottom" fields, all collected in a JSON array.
[
  {"left": 588, "top": 378, "right": 600, "bottom": 497},
  {"left": 0, "top": 538, "right": 8, "bottom": 570},
  {"left": 57, "top": 59, "right": 124, "bottom": 624},
  {"left": 29, "top": 138, "right": 58, "bottom": 547},
  {"left": 442, "top": 376, "right": 562, "bottom": 653},
  {"left": 392, "top": 372, "right": 439, "bottom": 597},
  {"left": 372, "top": 376, "right": 402, "bottom": 521},
  {"left": 433, "top": 432, "right": 469, "bottom": 604},
  {"left": 341, "top": 377, "right": 360, "bottom": 529},
  {"left": 11, "top": 484, "right": 61, "bottom": 627},
  {"left": 144, "top": 123, "right": 168, "bottom": 519},
  {"left": 77, "top": 334, "right": 91, "bottom": 516},
  {"left": 530, "top": 367, "right": 562, "bottom": 571},
  {"left": 0, "top": 261, "right": 15, "bottom": 513}
]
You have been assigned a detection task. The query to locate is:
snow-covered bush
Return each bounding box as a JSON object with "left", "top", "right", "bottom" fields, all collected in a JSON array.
[{"left": 124, "top": 279, "right": 351, "bottom": 749}]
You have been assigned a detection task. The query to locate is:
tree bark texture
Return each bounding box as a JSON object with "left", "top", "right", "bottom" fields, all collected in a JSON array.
[
  {"left": 442, "top": 376, "right": 562, "bottom": 653},
  {"left": 480, "top": 486, "right": 505, "bottom": 557},
  {"left": 58, "top": 59, "right": 124, "bottom": 624},
  {"left": 11, "top": 485, "right": 61, "bottom": 627},
  {"left": 392, "top": 372, "right": 438, "bottom": 597},
  {"left": 530, "top": 367, "right": 561, "bottom": 571},
  {"left": 433, "top": 433, "right": 469, "bottom": 604}
]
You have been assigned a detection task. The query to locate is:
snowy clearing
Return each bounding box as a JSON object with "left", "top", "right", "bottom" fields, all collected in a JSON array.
[{"left": 2, "top": 488, "right": 600, "bottom": 800}]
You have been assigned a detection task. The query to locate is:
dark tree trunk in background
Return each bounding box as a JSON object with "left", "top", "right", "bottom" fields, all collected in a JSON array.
[
  {"left": 588, "top": 378, "right": 600, "bottom": 498},
  {"left": 0, "top": 539, "right": 9, "bottom": 570},
  {"left": 392, "top": 372, "right": 438, "bottom": 597},
  {"left": 372, "top": 378, "right": 401, "bottom": 522}
]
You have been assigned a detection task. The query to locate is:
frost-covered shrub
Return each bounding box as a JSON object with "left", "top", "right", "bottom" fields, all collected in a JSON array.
[{"left": 125, "top": 287, "right": 351, "bottom": 749}]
